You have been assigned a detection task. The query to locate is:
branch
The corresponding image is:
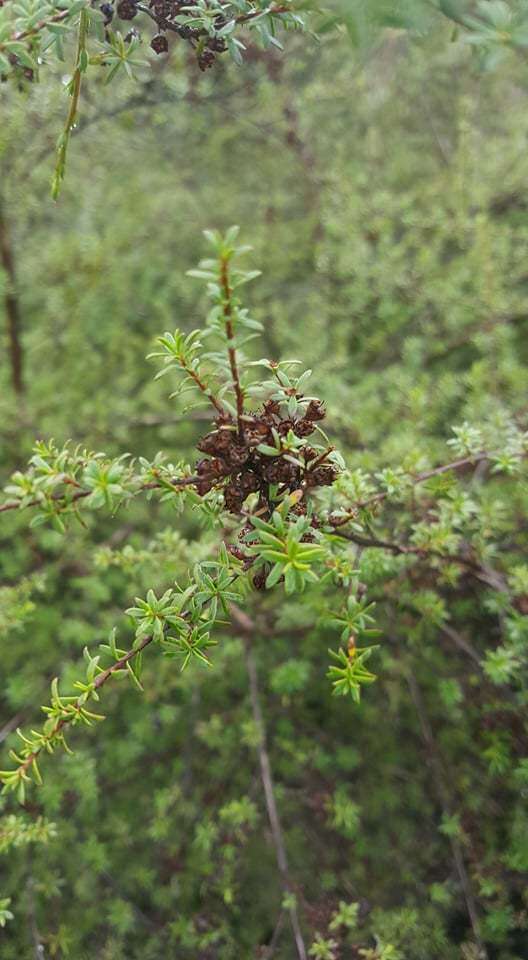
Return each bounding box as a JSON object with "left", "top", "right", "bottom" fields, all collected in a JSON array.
[
  {"left": 0, "top": 5, "right": 70, "bottom": 50},
  {"left": 0, "top": 473, "right": 199, "bottom": 516},
  {"left": 0, "top": 713, "right": 24, "bottom": 745},
  {"left": 235, "top": 4, "right": 290, "bottom": 26},
  {"left": 220, "top": 254, "right": 245, "bottom": 438},
  {"left": 0, "top": 194, "right": 24, "bottom": 396},
  {"left": 330, "top": 451, "right": 526, "bottom": 527},
  {"left": 333, "top": 529, "right": 509, "bottom": 593},
  {"left": 6, "top": 634, "right": 153, "bottom": 788},
  {"left": 178, "top": 356, "right": 226, "bottom": 417},
  {"left": 232, "top": 604, "right": 307, "bottom": 960},
  {"left": 51, "top": 7, "right": 88, "bottom": 199}
]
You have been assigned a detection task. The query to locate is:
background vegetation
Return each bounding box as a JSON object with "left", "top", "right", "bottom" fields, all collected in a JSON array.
[{"left": 1, "top": 12, "right": 528, "bottom": 959}]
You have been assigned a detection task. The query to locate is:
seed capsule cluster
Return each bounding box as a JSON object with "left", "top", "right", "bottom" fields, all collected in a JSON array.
[
  {"left": 105, "top": 0, "right": 228, "bottom": 68},
  {"left": 193, "top": 397, "right": 336, "bottom": 517}
]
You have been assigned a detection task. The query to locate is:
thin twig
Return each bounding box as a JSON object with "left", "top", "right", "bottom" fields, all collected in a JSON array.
[
  {"left": 0, "top": 713, "right": 23, "bottom": 744},
  {"left": 51, "top": 7, "right": 88, "bottom": 199},
  {"left": 179, "top": 359, "right": 225, "bottom": 417},
  {"left": 0, "top": 194, "right": 24, "bottom": 395},
  {"left": 27, "top": 873, "right": 45, "bottom": 960},
  {"left": 330, "top": 453, "right": 500, "bottom": 527},
  {"left": 232, "top": 605, "right": 307, "bottom": 960},
  {"left": 1, "top": 6, "right": 69, "bottom": 49},
  {"left": 265, "top": 910, "right": 286, "bottom": 958},
  {"left": 0, "top": 473, "right": 199, "bottom": 515},
  {"left": 333, "top": 528, "right": 509, "bottom": 593},
  {"left": 15, "top": 634, "right": 153, "bottom": 779},
  {"left": 406, "top": 671, "right": 488, "bottom": 960},
  {"left": 220, "top": 256, "right": 245, "bottom": 439},
  {"left": 440, "top": 624, "right": 482, "bottom": 667}
]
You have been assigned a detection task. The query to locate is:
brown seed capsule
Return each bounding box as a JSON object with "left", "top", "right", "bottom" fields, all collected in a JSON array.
[
  {"left": 196, "top": 479, "right": 213, "bottom": 496},
  {"left": 278, "top": 419, "right": 295, "bottom": 437},
  {"left": 239, "top": 471, "right": 259, "bottom": 494},
  {"left": 224, "top": 485, "right": 243, "bottom": 514},
  {"left": 151, "top": 33, "right": 169, "bottom": 54},
  {"left": 117, "top": 0, "right": 137, "bottom": 19},
  {"left": 277, "top": 460, "right": 299, "bottom": 484},
  {"left": 305, "top": 400, "right": 326, "bottom": 422},
  {"left": 208, "top": 36, "right": 226, "bottom": 52},
  {"left": 307, "top": 466, "right": 337, "bottom": 487},
  {"left": 227, "top": 544, "right": 246, "bottom": 561},
  {"left": 227, "top": 444, "right": 249, "bottom": 468},
  {"left": 198, "top": 49, "right": 215, "bottom": 70},
  {"left": 263, "top": 460, "right": 283, "bottom": 484},
  {"left": 293, "top": 418, "right": 315, "bottom": 438},
  {"left": 253, "top": 570, "right": 267, "bottom": 591},
  {"left": 263, "top": 400, "right": 281, "bottom": 418},
  {"left": 197, "top": 430, "right": 231, "bottom": 456},
  {"left": 196, "top": 457, "right": 228, "bottom": 479},
  {"left": 246, "top": 420, "right": 271, "bottom": 445},
  {"left": 100, "top": 2, "right": 114, "bottom": 23}
]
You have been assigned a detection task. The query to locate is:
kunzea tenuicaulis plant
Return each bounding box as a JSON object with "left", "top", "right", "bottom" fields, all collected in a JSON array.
[{"left": 1, "top": 227, "right": 527, "bottom": 802}]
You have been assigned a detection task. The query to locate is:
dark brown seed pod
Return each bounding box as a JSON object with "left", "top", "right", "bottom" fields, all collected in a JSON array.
[
  {"left": 305, "top": 400, "right": 326, "bottom": 422},
  {"left": 278, "top": 419, "right": 295, "bottom": 437},
  {"left": 117, "top": 0, "right": 137, "bottom": 19},
  {"left": 196, "top": 479, "right": 213, "bottom": 496},
  {"left": 293, "top": 418, "right": 315, "bottom": 438},
  {"left": 253, "top": 569, "right": 267, "bottom": 591},
  {"left": 239, "top": 471, "right": 259, "bottom": 494},
  {"left": 227, "top": 444, "right": 249, "bottom": 468},
  {"left": 197, "top": 430, "right": 232, "bottom": 456},
  {"left": 262, "top": 400, "right": 281, "bottom": 418},
  {"left": 196, "top": 457, "right": 228, "bottom": 479},
  {"left": 151, "top": 33, "right": 169, "bottom": 54},
  {"left": 302, "top": 447, "right": 318, "bottom": 462},
  {"left": 263, "top": 460, "right": 283, "bottom": 484},
  {"left": 208, "top": 37, "right": 227, "bottom": 52},
  {"left": 246, "top": 420, "right": 271, "bottom": 445},
  {"left": 198, "top": 49, "right": 216, "bottom": 70},
  {"left": 277, "top": 460, "right": 299, "bottom": 484},
  {"left": 227, "top": 544, "right": 246, "bottom": 561},
  {"left": 307, "top": 466, "right": 337, "bottom": 487},
  {"left": 224, "top": 485, "right": 243, "bottom": 513}
]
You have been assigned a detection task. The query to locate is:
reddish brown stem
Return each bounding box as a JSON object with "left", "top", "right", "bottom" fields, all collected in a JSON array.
[
  {"left": 184, "top": 362, "right": 225, "bottom": 417},
  {"left": 1, "top": 6, "right": 69, "bottom": 49},
  {"left": 331, "top": 452, "right": 498, "bottom": 527},
  {"left": 17, "top": 635, "right": 153, "bottom": 777},
  {"left": 235, "top": 4, "right": 289, "bottom": 25},
  {"left": 220, "top": 256, "right": 245, "bottom": 438},
  {"left": 0, "top": 474, "right": 199, "bottom": 515},
  {"left": 336, "top": 529, "right": 508, "bottom": 593},
  {"left": 0, "top": 196, "right": 24, "bottom": 396}
]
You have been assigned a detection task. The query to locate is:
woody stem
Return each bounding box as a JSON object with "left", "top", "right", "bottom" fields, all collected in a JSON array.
[{"left": 220, "top": 256, "right": 245, "bottom": 439}]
